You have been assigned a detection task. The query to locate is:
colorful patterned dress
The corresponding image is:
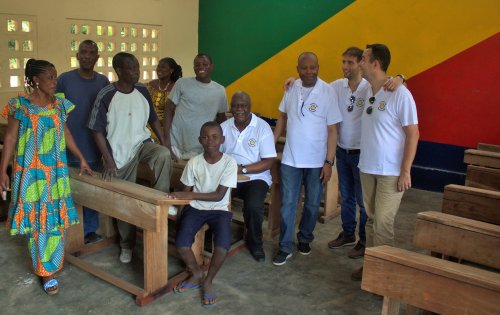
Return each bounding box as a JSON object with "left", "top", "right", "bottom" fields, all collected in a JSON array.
[
  {"left": 146, "top": 82, "right": 169, "bottom": 142},
  {"left": 3, "top": 95, "right": 78, "bottom": 276}
]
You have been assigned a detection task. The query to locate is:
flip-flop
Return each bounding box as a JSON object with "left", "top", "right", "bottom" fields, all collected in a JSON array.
[
  {"left": 202, "top": 292, "right": 218, "bottom": 308},
  {"left": 43, "top": 279, "right": 59, "bottom": 295},
  {"left": 173, "top": 281, "right": 201, "bottom": 294}
]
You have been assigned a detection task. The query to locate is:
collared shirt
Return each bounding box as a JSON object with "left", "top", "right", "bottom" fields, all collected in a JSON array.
[
  {"left": 278, "top": 78, "right": 342, "bottom": 168},
  {"left": 359, "top": 85, "right": 418, "bottom": 176},
  {"left": 221, "top": 113, "right": 277, "bottom": 186},
  {"left": 330, "top": 78, "right": 371, "bottom": 150}
]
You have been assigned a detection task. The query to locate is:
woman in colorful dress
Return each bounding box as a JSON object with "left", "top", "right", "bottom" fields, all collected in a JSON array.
[
  {"left": 146, "top": 57, "right": 182, "bottom": 142},
  {"left": 0, "top": 59, "right": 93, "bottom": 295}
]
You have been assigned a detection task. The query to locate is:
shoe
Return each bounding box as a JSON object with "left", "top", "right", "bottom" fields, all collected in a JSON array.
[
  {"left": 42, "top": 278, "right": 59, "bottom": 295},
  {"left": 84, "top": 232, "right": 103, "bottom": 245},
  {"left": 120, "top": 248, "right": 133, "bottom": 263},
  {"left": 250, "top": 248, "right": 265, "bottom": 262},
  {"left": 297, "top": 242, "right": 311, "bottom": 255},
  {"left": 348, "top": 241, "right": 366, "bottom": 259},
  {"left": 273, "top": 250, "right": 292, "bottom": 266},
  {"left": 351, "top": 267, "right": 363, "bottom": 281},
  {"left": 328, "top": 232, "right": 356, "bottom": 249}
]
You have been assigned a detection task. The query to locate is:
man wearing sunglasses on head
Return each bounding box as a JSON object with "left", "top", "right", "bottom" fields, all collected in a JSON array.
[{"left": 351, "top": 44, "right": 419, "bottom": 281}]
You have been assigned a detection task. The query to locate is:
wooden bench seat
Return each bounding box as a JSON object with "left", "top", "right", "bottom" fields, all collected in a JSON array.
[
  {"left": 464, "top": 149, "right": 500, "bottom": 169},
  {"left": 65, "top": 168, "right": 195, "bottom": 306},
  {"left": 443, "top": 184, "right": 500, "bottom": 225},
  {"left": 414, "top": 211, "right": 500, "bottom": 270},
  {"left": 362, "top": 245, "right": 500, "bottom": 315},
  {"left": 466, "top": 165, "right": 500, "bottom": 191}
]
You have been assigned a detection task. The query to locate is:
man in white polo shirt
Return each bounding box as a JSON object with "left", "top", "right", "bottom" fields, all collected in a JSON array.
[
  {"left": 351, "top": 44, "right": 419, "bottom": 281},
  {"left": 272, "top": 52, "right": 342, "bottom": 266},
  {"left": 220, "top": 91, "right": 277, "bottom": 262}
]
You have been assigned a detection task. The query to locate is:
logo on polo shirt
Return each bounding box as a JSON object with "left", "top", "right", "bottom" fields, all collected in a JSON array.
[
  {"left": 308, "top": 103, "right": 318, "bottom": 112},
  {"left": 378, "top": 101, "right": 387, "bottom": 111},
  {"left": 356, "top": 98, "right": 365, "bottom": 107},
  {"left": 248, "top": 138, "right": 257, "bottom": 147}
]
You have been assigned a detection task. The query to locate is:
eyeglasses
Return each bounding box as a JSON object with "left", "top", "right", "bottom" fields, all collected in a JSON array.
[
  {"left": 347, "top": 95, "right": 355, "bottom": 112},
  {"left": 366, "top": 96, "right": 375, "bottom": 115}
]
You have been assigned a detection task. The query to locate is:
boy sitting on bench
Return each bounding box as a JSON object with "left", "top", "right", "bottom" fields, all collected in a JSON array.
[{"left": 168, "top": 121, "right": 237, "bottom": 308}]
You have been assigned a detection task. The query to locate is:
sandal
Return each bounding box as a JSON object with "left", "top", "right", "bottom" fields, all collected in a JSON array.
[
  {"left": 173, "top": 281, "right": 201, "bottom": 294},
  {"left": 43, "top": 278, "right": 59, "bottom": 295},
  {"left": 202, "top": 292, "right": 218, "bottom": 308}
]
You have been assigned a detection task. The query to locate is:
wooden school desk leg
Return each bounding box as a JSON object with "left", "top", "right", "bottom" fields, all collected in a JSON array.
[
  {"left": 381, "top": 297, "right": 401, "bottom": 315},
  {"left": 319, "top": 166, "right": 340, "bottom": 223},
  {"left": 264, "top": 159, "right": 281, "bottom": 240},
  {"left": 65, "top": 204, "right": 84, "bottom": 254}
]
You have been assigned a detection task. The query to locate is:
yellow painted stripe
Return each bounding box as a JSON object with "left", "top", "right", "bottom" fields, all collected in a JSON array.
[{"left": 227, "top": 0, "right": 500, "bottom": 118}]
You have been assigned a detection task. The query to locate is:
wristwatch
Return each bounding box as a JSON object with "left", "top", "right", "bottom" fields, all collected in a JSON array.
[
  {"left": 396, "top": 74, "right": 407, "bottom": 84},
  {"left": 324, "top": 160, "right": 334, "bottom": 166},
  {"left": 241, "top": 166, "right": 248, "bottom": 174}
]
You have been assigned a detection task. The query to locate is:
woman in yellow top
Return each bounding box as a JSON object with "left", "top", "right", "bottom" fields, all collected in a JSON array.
[{"left": 146, "top": 57, "right": 182, "bottom": 141}]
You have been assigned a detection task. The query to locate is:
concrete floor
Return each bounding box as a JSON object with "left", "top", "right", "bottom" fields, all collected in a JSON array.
[{"left": 0, "top": 188, "right": 443, "bottom": 315}]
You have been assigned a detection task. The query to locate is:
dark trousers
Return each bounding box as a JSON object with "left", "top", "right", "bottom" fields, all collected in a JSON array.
[{"left": 233, "top": 179, "right": 270, "bottom": 251}]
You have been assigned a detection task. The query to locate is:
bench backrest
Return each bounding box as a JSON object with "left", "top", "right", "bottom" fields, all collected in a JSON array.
[
  {"left": 464, "top": 149, "right": 500, "bottom": 169},
  {"left": 466, "top": 165, "right": 500, "bottom": 191}
]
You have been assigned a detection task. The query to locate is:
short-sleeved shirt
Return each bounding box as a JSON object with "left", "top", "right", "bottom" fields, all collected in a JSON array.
[
  {"left": 278, "top": 78, "right": 342, "bottom": 168},
  {"left": 330, "top": 78, "right": 371, "bottom": 150},
  {"left": 56, "top": 69, "right": 109, "bottom": 164},
  {"left": 220, "top": 113, "right": 277, "bottom": 186},
  {"left": 169, "top": 77, "right": 228, "bottom": 156},
  {"left": 181, "top": 153, "right": 237, "bottom": 211},
  {"left": 358, "top": 85, "right": 418, "bottom": 176},
  {"left": 87, "top": 83, "right": 157, "bottom": 169}
]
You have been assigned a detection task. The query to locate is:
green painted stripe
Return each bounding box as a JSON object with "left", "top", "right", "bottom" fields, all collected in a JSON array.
[{"left": 199, "top": 0, "right": 354, "bottom": 86}]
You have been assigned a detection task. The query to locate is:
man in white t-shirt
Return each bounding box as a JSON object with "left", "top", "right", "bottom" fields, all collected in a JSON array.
[
  {"left": 272, "top": 52, "right": 342, "bottom": 266},
  {"left": 351, "top": 44, "right": 419, "bottom": 281},
  {"left": 221, "top": 91, "right": 277, "bottom": 262}
]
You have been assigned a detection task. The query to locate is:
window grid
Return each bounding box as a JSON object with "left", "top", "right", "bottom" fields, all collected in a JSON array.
[
  {"left": 1, "top": 14, "right": 37, "bottom": 92},
  {"left": 67, "top": 19, "right": 160, "bottom": 83}
]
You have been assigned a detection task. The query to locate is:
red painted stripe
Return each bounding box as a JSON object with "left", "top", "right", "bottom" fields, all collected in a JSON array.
[{"left": 408, "top": 33, "right": 500, "bottom": 148}]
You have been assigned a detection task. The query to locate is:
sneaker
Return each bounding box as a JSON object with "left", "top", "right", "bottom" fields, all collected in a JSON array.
[
  {"left": 297, "top": 242, "right": 311, "bottom": 255},
  {"left": 351, "top": 267, "right": 363, "bottom": 281},
  {"left": 348, "top": 241, "right": 366, "bottom": 259},
  {"left": 84, "top": 232, "right": 103, "bottom": 245},
  {"left": 249, "top": 248, "right": 266, "bottom": 262},
  {"left": 120, "top": 248, "right": 133, "bottom": 263},
  {"left": 328, "top": 232, "right": 356, "bottom": 249},
  {"left": 273, "top": 250, "right": 292, "bottom": 266}
]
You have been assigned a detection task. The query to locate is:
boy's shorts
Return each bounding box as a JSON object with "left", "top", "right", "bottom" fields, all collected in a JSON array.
[{"left": 175, "top": 205, "right": 233, "bottom": 250}]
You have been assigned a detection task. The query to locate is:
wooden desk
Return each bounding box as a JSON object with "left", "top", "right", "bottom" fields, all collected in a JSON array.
[
  {"left": 65, "top": 169, "right": 194, "bottom": 306},
  {"left": 464, "top": 149, "right": 500, "bottom": 169},
  {"left": 466, "top": 165, "right": 500, "bottom": 191}
]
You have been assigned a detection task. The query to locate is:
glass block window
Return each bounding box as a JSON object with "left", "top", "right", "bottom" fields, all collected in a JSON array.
[
  {"left": 1, "top": 14, "right": 37, "bottom": 92},
  {"left": 66, "top": 19, "right": 160, "bottom": 83}
]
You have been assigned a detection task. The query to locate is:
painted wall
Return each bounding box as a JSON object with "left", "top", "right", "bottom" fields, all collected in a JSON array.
[
  {"left": 199, "top": 0, "right": 500, "bottom": 191},
  {"left": 0, "top": 0, "right": 199, "bottom": 107}
]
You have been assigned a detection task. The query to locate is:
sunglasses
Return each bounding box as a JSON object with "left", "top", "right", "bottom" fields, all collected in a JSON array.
[
  {"left": 366, "top": 96, "right": 375, "bottom": 114},
  {"left": 347, "top": 95, "right": 355, "bottom": 112}
]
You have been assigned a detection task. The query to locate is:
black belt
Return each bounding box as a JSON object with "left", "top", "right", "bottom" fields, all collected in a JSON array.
[{"left": 337, "top": 146, "right": 360, "bottom": 155}]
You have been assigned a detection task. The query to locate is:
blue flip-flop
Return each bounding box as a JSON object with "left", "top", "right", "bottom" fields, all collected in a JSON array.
[
  {"left": 43, "top": 279, "right": 59, "bottom": 295},
  {"left": 173, "top": 281, "right": 201, "bottom": 294},
  {"left": 202, "top": 292, "right": 218, "bottom": 308}
]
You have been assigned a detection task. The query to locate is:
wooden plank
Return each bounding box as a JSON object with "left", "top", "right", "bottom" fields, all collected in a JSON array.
[
  {"left": 381, "top": 297, "right": 401, "bottom": 315},
  {"left": 65, "top": 205, "right": 84, "bottom": 253},
  {"left": 143, "top": 205, "right": 169, "bottom": 293},
  {"left": 66, "top": 253, "right": 147, "bottom": 298},
  {"left": 442, "top": 184, "right": 500, "bottom": 225},
  {"left": 319, "top": 165, "right": 340, "bottom": 223},
  {"left": 414, "top": 211, "right": 500, "bottom": 269},
  {"left": 464, "top": 149, "right": 500, "bottom": 169},
  {"left": 264, "top": 158, "right": 281, "bottom": 240},
  {"left": 362, "top": 246, "right": 500, "bottom": 315},
  {"left": 478, "top": 143, "right": 500, "bottom": 153},
  {"left": 466, "top": 165, "right": 500, "bottom": 191}
]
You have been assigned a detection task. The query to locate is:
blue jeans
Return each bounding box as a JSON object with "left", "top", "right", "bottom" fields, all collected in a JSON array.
[
  {"left": 68, "top": 160, "right": 101, "bottom": 236},
  {"left": 279, "top": 164, "right": 323, "bottom": 253},
  {"left": 336, "top": 147, "right": 367, "bottom": 242}
]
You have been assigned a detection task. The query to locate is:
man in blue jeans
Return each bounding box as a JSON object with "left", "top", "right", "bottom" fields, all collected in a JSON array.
[
  {"left": 56, "top": 40, "right": 110, "bottom": 244},
  {"left": 272, "top": 52, "right": 342, "bottom": 266}
]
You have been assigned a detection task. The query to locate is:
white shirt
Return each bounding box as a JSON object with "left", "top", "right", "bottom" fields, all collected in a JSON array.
[
  {"left": 220, "top": 113, "right": 277, "bottom": 186},
  {"left": 330, "top": 78, "right": 371, "bottom": 149},
  {"left": 278, "top": 78, "right": 342, "bottom": 168},
  {"left": 359, "top": 85, "right": 418, "bottom": 176},
  {"left": 181, "top": 153, "right": 237, "bottom": 211}
]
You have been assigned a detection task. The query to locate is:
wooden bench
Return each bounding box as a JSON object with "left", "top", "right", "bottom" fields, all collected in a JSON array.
[
  {"left": 465, "top": 165, "right": 500, "bottom": 191},
  {"left": 362, "top": 245, "right": 500, "bottom": 315},
  {"left": 414, "top": 211, "right": 500, "bottom": 270},
  {"left": 442, "top": 184, "right": 500, "bottom": 225},
  {"left": 65, "top": 168, "right": 203, "bottom": 306},
  {"left": 478, "top": 143, "right": 500, "bottom": 153},
  {"left": 464, "top": 149, "right": 500, "bottom": 169}
]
